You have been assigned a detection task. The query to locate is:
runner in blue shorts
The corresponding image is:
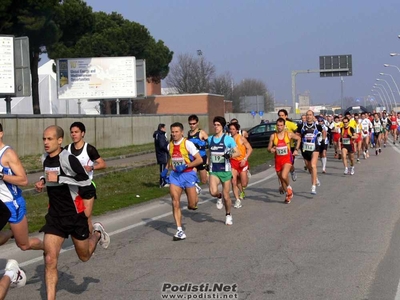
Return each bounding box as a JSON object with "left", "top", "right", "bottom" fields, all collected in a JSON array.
[{"left": 167, "top": 122, "right": 203, "bottom": 241}]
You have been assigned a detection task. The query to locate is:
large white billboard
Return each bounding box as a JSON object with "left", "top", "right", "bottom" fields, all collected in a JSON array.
[
  {"left": 0, "top": 36, "right": 15, "bottom": 95},
  {"left": 57, "top": 56, "right": 137, "bottom": 100}
]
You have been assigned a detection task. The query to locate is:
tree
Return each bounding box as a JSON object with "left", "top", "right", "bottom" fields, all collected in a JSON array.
[
  {"left": 231, "top": 79, "right": 274, "bottom": 113},
  {"left": 210, "top": 72, "right": 234, "bottom": 100},
  {"left": 0, "top": 0, "right": 61, "bottom": 114},
  {"left": 48, "top": 10, "right": 173, "bottom": 83},
  {"left": 166, "top": 53, "right": 215, "bottom": 93}
]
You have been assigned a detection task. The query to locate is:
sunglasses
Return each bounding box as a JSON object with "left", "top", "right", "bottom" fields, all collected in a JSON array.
[{"left": 189, "top": 122, "right": 197, "bottom": 125}]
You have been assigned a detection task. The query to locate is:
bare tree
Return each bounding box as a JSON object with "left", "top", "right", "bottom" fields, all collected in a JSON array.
[
  {"left": 232, "top": 78, "right": 274, "bottom": 113},
  {"left": 166, "top": 53, "right": 215, "bottom": 93},
  {"left": 210, "top": 72, "right": 234, "bottom": 99}
]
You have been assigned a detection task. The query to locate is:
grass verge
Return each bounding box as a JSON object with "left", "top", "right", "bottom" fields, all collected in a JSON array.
[{"left": 24, "top": 147, "right": 273, "bottom": 233}]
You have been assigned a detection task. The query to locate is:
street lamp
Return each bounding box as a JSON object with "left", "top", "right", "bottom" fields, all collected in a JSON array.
[
  {"left": 374, "top": 84, "right": 392, "bottom": 110},
  {"left": 376, "top": 78, "right": 397, "bottom": 109},
  {"left": 372, "top": 88, "right": 389, "bottom": 110},
  {"left": 380, "top": 72, "right": 400, "bottom": 96},
  {"left": 384, "top": 64, "right": 400, "bottom": 73},
  {"left": 390, "top": 53, "right": 400, "bottom": 56},
  {"left": 371, "top": 91, "right": 387, "bottom": 109}
]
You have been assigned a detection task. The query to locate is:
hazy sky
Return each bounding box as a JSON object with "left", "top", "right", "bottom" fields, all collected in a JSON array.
[{"left": 83, "top": 0, "right": 400, "bottom": 106}]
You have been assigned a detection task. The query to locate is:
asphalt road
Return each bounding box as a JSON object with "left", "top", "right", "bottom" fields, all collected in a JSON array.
[{"left": 4, "top": 143, "right": 400, "bottom": 300}]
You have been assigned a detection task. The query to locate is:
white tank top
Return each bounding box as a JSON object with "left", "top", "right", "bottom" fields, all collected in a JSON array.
[{"left": 67, "top": 143, "right": 94, "bottom": 179}]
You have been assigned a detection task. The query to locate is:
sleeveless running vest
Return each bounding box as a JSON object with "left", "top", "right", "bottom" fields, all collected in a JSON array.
[
  {"left": 67, "top": 143, "right": 94, "bottom": 179},
  {"left": 168, "top": 138, "right": 193, "bottom": 172},
  {"left": 209, "top": 135, "right": 231, "bottom": 172},
  {"left": 233, "top": 134, "right": 246, "bottom": 161},
  {"left": 301, "top": 123, "right": 320, "bottom": 152},
  {"left": 0, "top": 146, "right": 22, "bottom": 202},
  {"left": 187, "top": 130, "right": 207, "bottom": 157},
  {"left": 273, "top": 132, "right": 291, "bottom": 156}
]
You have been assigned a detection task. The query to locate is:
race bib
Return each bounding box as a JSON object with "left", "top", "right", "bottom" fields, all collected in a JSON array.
[
  {"left": 303, "top": 142, "right": 315, "bottom": 152},
  {"left": 276, "top": 146, "right": 288, "bottom": 156},
  {"left": 342, "top": 138, "right": 351, "bottom": 145},
  {"left": 211, "top": 154, "right": 225, "bottom": 163},
  {"left": 171, "top": 158, "right": 185, "bottom": 168},
  {"left": 374, "top": 126, "right": 381, "bottom": 132},
  {"left": 392, "top": 122, "right": 397, "bottom": 125}
]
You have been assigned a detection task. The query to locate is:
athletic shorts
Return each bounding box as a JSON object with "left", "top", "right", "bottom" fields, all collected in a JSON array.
[
  {"left": 301, "top": 147, "right": 320, "bottom": 162},
  {"left": 355, "top": 135, "right": 362, "bottom": 143},
  {"left": 4, "top": 196, "right": 26, "bottom": 224},
  {"left": 333, "top": 134, "right": 341, "bottom": 143},
  {"left": 230, "top": 159, "right": 249, "bottom": 173},
  {"left": 194, "top": 156, "right": 207, "bottom": 171},
  {"left": 390, "top": 125, "right": 397, "bottom": 130},
  {"left": 169, "top": 170, "right": 198, "bottom": 189},
  {"left": 40, "top": 212, "right": 89, "bottom": 240},
  {"left": 341, "top": 144, "right": 354, "bottom": 154},
  {"left": 319, "top": 143, "right": 328, "bottom": 153},
  {"left": 0, "top": 200, "right": 11, "bottom": 230},
  {"left": 275, "top": 155, "right": 292, "bottom": 172},
  {"left": 373, "top": 132, "right": 381, "bottom": 138},
  {"left": 79, "top": 182, "right": 97, "bottom": 200},
  {"left": 209, "top": 171, "right": 232, "bottom": 183}
]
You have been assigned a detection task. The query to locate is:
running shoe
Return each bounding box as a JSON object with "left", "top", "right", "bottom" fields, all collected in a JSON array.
[
  {"left": 334, "top": 153, "right": 338, "bottom": 159},
  {"left": 162, "top": 184, "right": 170, "bottom": 188},
  {"left": 287, "top": 186, "right": 293, "bottom": 200},
  {"left": 173, "top": 230, "right": 186, "bottom": 241},
  {"left": 195, "top": 183, "right": 202, "bottom": 195},
  {"left": 225, "top": 214, "right": 233, "bottom": 225},
  {"left": 291, "top": 170, "right": 297, "bottom": 181},
  {"left": 93, "top": 222, "right": 110, "bottom": 249},
  {"left": 357, "top": 158, "right": 360, "bottom": 163},
  {"left": 384, "top": 143, "right": 386, "bottom": 148},
  {"left": 216, "top": 196, "right": 223, "bottom": 210},
  {"left": 285, "top": 195, "right": 291, "bottom": 204},
  {"left": 322, "top": 169, "right": 326, "bottom": 174},
  {"left": 344, "top": 167, "right": 348, "bottom": 175},
  {"left": 379, "top": 148, "right": 382, "bottom": 153},
  {"left": 5, "top": 259, "right": 26, "bottom": 288},
  {"left": 316, "top": 178, "right": 321, "bottom": 187},
  {"left": 311, "top": 185, "right": 317, "bottom": 195},
  {"left": 239, "top": 190, "right": 246, "bottom": 200},
  {"left": 350, "top": 166, "right": 355, "bottom": 175},
  {"left": 366, "top": 151, "right": 369, "bottom": 158},
  {"left": 234, "top": 199, "right": 242, "bottom": 209},
  {"left": 376, "top": 149, "right": 378, "bottom": 156},
  {"left": 338, "top": 154, "right": 342, "bottom": 160},
  {"left": 363, "top": 151, "right": 366, "bottom": 159}
]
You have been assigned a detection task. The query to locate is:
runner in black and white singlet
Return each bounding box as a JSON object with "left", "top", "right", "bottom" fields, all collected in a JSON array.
[
  {"left": 68, "top": 122, "right": 106, "bottom": 233},
  {"left": 35, "top": 125, "right": 110, "bottom": 300}
]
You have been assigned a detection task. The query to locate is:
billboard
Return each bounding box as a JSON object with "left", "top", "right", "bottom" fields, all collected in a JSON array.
[
  {"left": 319, "top": 55, "right": 352, "bottom": 77},
  {"left": 0, "top": 35, "right": 15, "bottom": 95},
  {"left": 57, "top": 56, "right": 137, "bottom": 100}
]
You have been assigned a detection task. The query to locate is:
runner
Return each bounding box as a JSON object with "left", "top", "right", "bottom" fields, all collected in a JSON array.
[
  {"left": 329, "top": 115, "right": 342, "bottom": 160},
  {"left": 0, "top": 123, "right": 43, "bottom": 252},
  {"left": 277, "top": 109, "right": 298, "bottom": 181},
  {"left": 372, "top": 113, "right": 383, "bottom": 155},
  {"left": 187, "top": 115, "right": 209, "bottom": 194},
  {"left": 381, "top": 111, "right": 389, "bottom": 147},
  {"left": 296, "top": 110, "right": 325, "bottom": 195},
  {"left": 268, "top": 118, "right": 301, "bottom": 203},
  {"left": 317, "top": 117, "right": 329, "bottom": 173},
  {"left": 229, "top": 122, "right": 252, "bottom": 208},
  {"left": 229, "top": 118, "right": 248, "bottom": 138},
  {"left": 68, "top": 122, "right": 106, "bottom": 234},
  {"left": 167, "top": 122, "right": 203, "bottom": 241},
  {"left": 208, "top": 116, "right": 239, "bottom": 225},
  {"left": 35, "top": 125, "right": 110, "bottom": 300},
  {"left": 341, "top": 117, "right": 358, "bottom": 175},
  {"left": 389, "top": 111, "right": 397, "bottom": 144},
  {"left": 353, "top": 113, "right": 362, "bottom": 163},
  {"left": 359, "top": 112, "right": 372, "bottom": 159}
]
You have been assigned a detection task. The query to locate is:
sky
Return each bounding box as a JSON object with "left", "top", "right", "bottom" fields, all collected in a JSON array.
[{"left": 80, "top": 0, "right": 400, "bottom": 107}]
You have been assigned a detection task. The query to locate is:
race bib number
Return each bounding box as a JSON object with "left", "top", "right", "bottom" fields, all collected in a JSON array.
[
  {"left": 342, "top": 138, "right": 351, "bottom": 145},
  {"left": 171, "top": 158, "right": 185, "bottom": 168},
  {"left": 276, "top": 146, "right": 288, "bottom": 156},
  {"left": 211, "top": 154, "right": 225, "bottom": 163},
  {"left": 392, "top": 122, "right": 397, "bottom": 125},
  {"left": 362, "top": 126, "right": 368, "bottom": 131},
  {"left": 303, "top": 142, "right": 315, "bottom": 152},
  {"left": 374, "top": 126, "right": 381, "bottom": 132}
]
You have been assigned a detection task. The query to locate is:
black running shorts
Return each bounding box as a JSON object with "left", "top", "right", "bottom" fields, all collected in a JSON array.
[{"left": 40, "top": 212, "right": 90, "bottom": 240}]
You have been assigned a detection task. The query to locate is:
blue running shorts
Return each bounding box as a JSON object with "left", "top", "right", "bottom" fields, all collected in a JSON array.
[
  {"left": 4, "top": 196, "right": 26, "bottom": 224},
  {"left": 169, "top": 170, "right": 198, "bottom": 189}
]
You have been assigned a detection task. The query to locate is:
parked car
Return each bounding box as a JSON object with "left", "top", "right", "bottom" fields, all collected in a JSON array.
[{"left": 246, "top": 122, "right": 277, "bottom": 148}]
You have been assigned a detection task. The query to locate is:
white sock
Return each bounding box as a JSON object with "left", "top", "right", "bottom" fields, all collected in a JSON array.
[
  {"left": 177, "top": 227, "right": 182, "bottom": 231},
  {"left": 322, "top": 157, "right": 327, "bottom": 170},
  {"left": 4, "top": 270, "right": 14, "bottom": 281}
]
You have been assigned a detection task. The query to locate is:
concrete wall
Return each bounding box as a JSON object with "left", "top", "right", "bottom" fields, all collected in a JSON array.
[{"left": 1, "top": 111, "right": 303, "bottom": 157}]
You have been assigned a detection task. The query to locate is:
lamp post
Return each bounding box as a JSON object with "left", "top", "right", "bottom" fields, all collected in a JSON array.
[
  {"left": 371, "top": 91, "right": 386, "bottom": 109},
  {"left": 374, "top": 84, "right": 392, "bottom": 110},
  {"left": 372, "top": 88, "right": 389, "bottom": 110},
  {"left": 384, "top": 64, "right": 400, "bottom": 73},
  {"left": 380, "top": 72, "right": 400, "bottom": 103},
  {"left": 376, "top": 78, "right": 397, "bottom": 109},
  {"left": 390, "top": 53, "right": 400, "bottom": 57}
]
